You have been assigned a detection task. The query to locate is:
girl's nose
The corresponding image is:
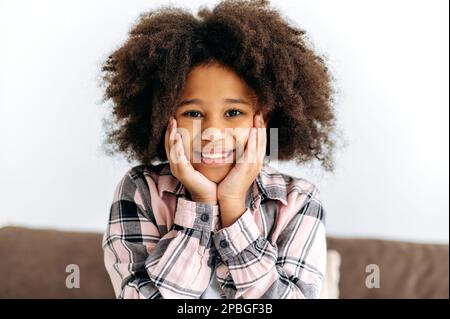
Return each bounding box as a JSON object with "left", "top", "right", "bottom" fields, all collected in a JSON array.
[
  {"left": 201, "top": 127, "right": 226, "bottom": 142},
  {"left": 201, "top": 116, "right": 228, "bottom": 141}
]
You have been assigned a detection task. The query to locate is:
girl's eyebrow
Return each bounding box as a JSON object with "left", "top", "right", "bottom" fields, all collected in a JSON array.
[{"left": 177, "top": 98, "right": 251, "bottom": 107}]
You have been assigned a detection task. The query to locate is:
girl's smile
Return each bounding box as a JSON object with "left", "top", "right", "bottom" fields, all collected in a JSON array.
[{"left": 194, "top": 149, "right": 235, "bottom": 166}]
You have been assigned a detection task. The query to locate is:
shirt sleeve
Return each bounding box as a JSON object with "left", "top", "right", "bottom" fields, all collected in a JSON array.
[
  {"left": 102, "top": 172, "right": 220, "bottom": 299},
  {"left": 211, "top": 186, "right": 327, "bottom": 299}
]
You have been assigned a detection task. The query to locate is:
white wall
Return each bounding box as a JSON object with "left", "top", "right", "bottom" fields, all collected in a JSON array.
[{"left": 1, "top": 0, "right": 448, "bottom": 243}]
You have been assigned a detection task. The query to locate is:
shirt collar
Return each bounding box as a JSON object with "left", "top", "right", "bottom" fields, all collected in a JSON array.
[{"left": 156, "top": 162, "right": 288, "bottom": 206}]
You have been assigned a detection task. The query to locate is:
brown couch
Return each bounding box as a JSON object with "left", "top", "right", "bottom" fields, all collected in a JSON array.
[{"left": 0, "top": 226, "right": 448, "bottom": 298}]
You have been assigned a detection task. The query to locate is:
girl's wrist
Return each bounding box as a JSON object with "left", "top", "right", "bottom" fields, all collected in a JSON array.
[
  {"left": 186, "top": 189, "right": 217, "bottom": 205},
  {"left": 218, "top": 197, "right": 245, "bottom": 205},
  {"left": 191, "top": 196, "right": 217, "bottom": 205}
]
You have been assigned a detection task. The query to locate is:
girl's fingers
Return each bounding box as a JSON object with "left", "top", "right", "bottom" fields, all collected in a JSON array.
[
  {"left": 258, "top": 113, "right": 267, "bottom": 161},
  {"left": 175, "top": 133, "right": 187, "bottom": 164},
  {"left": 164, "top": 117, "right": 196, "bottom": 183},
  {"left": 247, "top": 127, "right": 257, "bottom": 164},
  {"left": 252, "top": 119, "right": 257, "bottom": 162},
  {"left": 253, "top": 112, "right": 266, "bottom": 164},
  {"left": 171, "top": 117, "right": 178, "bottom": 147},
  {"left": 257, "top": 126, "right": 266, "bottom": 162},
  {"left": 262, "top": 128, "right": 267, "bottom": 159},
  {"left": 164, "top": 117, "right": 173, "bottom": 160},
  {"left": 165, "top": 116, "right": 181, "bottom": 165},
  {"left": 173, "top": 133, "right": 181, "bottom": 163}
]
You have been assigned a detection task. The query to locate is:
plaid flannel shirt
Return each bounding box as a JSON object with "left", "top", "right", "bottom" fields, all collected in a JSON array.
[{"left": 102, "top": 162, "right": 327, "bottom": 299}]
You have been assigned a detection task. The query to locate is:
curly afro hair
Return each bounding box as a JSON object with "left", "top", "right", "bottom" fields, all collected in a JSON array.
[{"left": 100, "top": 0, "right": 338, "bottom": 171}]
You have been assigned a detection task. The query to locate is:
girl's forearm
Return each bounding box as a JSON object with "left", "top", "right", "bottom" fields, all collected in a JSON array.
[{"left": 218, "top": 198, "right": 246, "bottom": 228}]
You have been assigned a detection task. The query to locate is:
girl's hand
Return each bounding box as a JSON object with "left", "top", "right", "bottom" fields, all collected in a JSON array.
[
  {"left": 164, "top": 117, "right": 218, "bottom": 205},
  {"left": 217, "top": 112, "right": 267, "bottom": 227}
]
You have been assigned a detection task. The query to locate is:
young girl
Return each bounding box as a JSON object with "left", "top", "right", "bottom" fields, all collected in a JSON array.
[{"left": 101, "top": 0, "right": 336, "bottom": 299}]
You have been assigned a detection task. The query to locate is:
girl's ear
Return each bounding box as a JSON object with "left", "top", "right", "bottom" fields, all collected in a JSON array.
[
  {"left": 255, "top": 103, "right": 269, "bottom": 126},
  {"left": 263, "top": 112, "right": 270, "bottom": 125},
  {"left": 260, "top": 108, "right": 269, "bottom": 126}
]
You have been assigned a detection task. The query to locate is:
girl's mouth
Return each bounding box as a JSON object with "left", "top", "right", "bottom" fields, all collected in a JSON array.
[{"left": 194, "top": 150, "right": 235, "bottom": 166}]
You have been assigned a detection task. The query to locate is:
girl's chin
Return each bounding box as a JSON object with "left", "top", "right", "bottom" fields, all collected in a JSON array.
[{"left": 194, "top": 164, "right": 233, "bottom": 183}]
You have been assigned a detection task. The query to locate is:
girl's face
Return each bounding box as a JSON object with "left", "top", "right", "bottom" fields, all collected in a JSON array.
[{"left": 173, "top": 62, "right": 260, "bottom": 183}]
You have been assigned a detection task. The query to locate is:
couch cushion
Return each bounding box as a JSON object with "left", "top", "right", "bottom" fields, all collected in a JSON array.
[
  {"left": 1, "top": 226, "right": 448, "bottom": 298},
  {"left": 0, "top": 226, "right": 114, "bottom": 298},
  {"left": 327, "top": 237, "right": 449, "bottom": 299}
]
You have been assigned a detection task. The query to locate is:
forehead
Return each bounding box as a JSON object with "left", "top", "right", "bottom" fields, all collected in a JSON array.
[{"left": 181, "top": 63, "right": 256, "bottom": 101}]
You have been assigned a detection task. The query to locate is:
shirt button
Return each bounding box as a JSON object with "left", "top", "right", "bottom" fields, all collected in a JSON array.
[
  {"left": 200, "top": 213, "right": 209, "bottom": 222},
  {"left": 219, "top": 239, "right": 228, "bottom": 248}
]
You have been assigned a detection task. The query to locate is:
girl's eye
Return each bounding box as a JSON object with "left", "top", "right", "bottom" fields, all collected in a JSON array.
[
  {"left": 225, "top": 109, "right": 243, "bottom": 117},
  {"left": 182, "top": 111, "right": 203, "bottom": 118}
]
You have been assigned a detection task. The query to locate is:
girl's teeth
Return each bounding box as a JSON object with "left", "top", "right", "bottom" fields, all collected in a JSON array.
[{"left": 202, "top": 151, "right": 232, "bottom": 159}]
